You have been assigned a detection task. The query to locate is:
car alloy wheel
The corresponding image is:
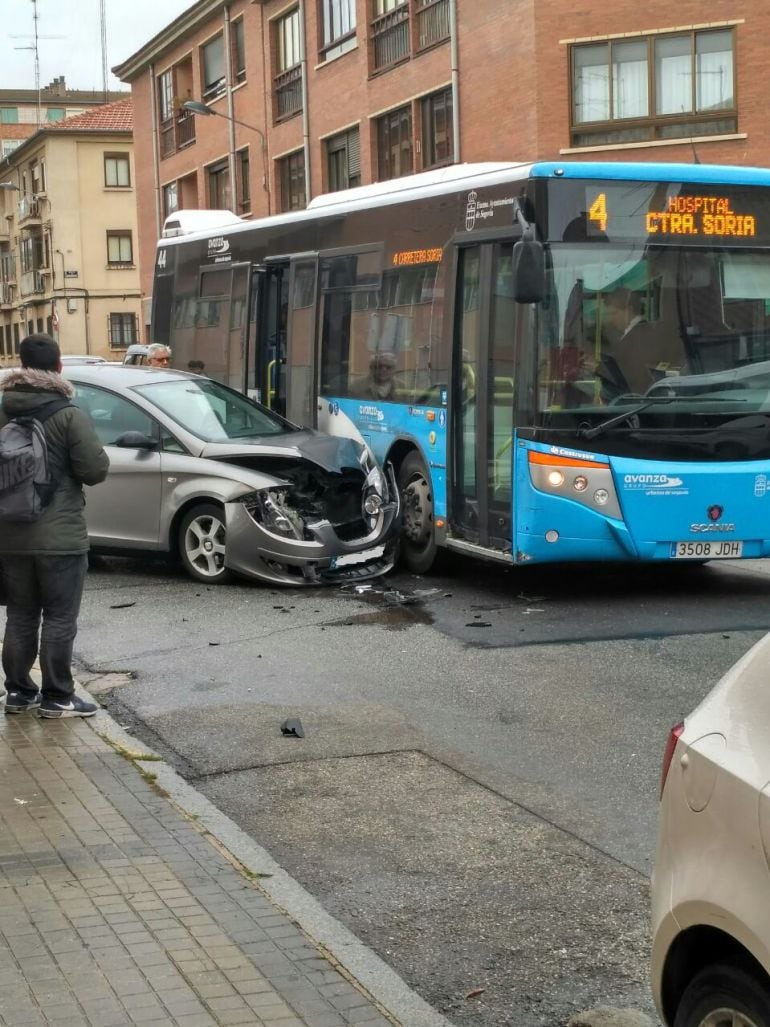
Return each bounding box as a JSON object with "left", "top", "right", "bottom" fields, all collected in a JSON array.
[{"left": 179, "top": 503, "right": 234, "bottom": 584}]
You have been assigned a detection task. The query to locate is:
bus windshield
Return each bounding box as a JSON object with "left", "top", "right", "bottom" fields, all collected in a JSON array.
[{"left": 535, "top": 243, "right": 770, "bottom": 452}]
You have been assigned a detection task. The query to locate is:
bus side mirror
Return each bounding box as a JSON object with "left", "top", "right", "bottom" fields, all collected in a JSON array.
[{"left": 512, "top": 239, "right": 545, "bottom": 304}]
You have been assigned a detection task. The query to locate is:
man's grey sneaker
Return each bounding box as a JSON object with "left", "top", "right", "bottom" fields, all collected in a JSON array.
[
  {"left": 39, "top": 695, "right": 98, "bottom": 719},
  {"left": 4, "top": 691, "right": 42, "bottom": 714}
]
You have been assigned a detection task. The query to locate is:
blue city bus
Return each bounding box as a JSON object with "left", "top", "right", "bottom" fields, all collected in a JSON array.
[{"left": 153, "top": 160, "right": 770, "bottom": 572}]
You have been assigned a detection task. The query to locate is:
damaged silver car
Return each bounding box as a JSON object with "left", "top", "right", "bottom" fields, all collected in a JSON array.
[{"left": 62, "top": 365, "right": 399, "bottom": 585}]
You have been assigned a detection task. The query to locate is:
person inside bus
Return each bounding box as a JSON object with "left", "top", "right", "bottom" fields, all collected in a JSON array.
[
  {"left": 187, "top": 359, "right": 205, "bottom": 374},
  {"left": 350, "top": 351, "right": 399, "bottom": 401},
  {"left": 596, "top": 288, "right": 653, "bottom": 396}
]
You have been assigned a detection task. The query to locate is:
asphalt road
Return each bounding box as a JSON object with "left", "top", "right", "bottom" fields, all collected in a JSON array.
[{"left": 15, "top": 554, "right": 770, "bottom": 1026}]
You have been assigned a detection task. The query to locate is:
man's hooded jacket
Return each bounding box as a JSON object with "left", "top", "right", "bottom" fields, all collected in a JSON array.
[{"left": 0, "top": 369, "right": 109, "bottom": 554}]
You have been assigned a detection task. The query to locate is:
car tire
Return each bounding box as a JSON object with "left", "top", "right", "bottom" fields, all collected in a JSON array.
[
  {"left": 397, "top": 451, "right": 438, "bottom": 574},
  {"left": 178, "top": 503, "right": 234, "bottom": 585},
  {"left": 674, "top": 963, "right": 770, "bottom": 1027}
]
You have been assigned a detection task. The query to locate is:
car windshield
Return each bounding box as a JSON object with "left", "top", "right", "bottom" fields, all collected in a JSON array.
[
  {"left": 135, "top": 378, "right": 294, "bottom": 441},
  {"left": 534, "top": 244, "right": 770, "bottom": 448}
]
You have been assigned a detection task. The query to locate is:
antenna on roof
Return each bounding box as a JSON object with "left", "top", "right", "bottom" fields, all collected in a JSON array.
[
  {"left": 99, "top": 0, "right": 108, "bottom": 101},
  {"left": 10, "top": 0, "right": 64, "bottom": 127}
]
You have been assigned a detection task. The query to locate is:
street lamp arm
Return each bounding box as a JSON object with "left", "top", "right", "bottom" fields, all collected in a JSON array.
[{"left": 182, "top": 100, "right": 266, "bottom": 149}]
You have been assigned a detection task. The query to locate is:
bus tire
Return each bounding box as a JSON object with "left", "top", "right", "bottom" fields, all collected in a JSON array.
[{"left": 397, "top": 451, "right": 437, "bottom": 574}]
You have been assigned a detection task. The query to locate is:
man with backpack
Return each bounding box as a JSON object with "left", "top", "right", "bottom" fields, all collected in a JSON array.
[{"left": 0, "top": 334, "right": 108, "bottom": 717}]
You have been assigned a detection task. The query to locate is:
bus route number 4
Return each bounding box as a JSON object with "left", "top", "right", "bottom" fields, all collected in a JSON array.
[{"left": 589, "top": 192, "right": 608, "bottom": 233}]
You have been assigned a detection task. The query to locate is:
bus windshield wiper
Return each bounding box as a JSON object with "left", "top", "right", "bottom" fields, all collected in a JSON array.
[{"left": 577, "top": 395, "right": 742, "bottom": 440}]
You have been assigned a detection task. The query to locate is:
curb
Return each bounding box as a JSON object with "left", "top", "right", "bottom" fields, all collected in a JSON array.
[{"left": 82, "top": 693, "right": 454, "bottom": 1027}]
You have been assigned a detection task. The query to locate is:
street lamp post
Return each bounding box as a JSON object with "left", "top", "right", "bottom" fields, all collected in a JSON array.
[{"left": 183, "top": 100, "right": 271, "bottom": 216}]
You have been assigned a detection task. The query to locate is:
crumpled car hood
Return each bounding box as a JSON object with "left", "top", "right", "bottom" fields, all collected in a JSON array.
[{"left": 197, "top": 429, "right": 365, "bottom": 474}]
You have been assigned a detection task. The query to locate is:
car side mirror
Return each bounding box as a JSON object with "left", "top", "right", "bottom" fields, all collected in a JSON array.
[
  {"left": 115, "top": 431, "right": 158, "bottom": 450},
  {"left": 512, "top": 238, "right": 545, "bottom": 304}
]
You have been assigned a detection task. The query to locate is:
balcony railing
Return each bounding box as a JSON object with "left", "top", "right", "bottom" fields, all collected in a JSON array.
[
  {"left": 18, "top": 196, "right": 41, "bottom": 222},
  {"left": 372, "top": 5, "right": 410, "bottom": 71},
  {"left": 275, "top": 65, "right": 302, "bottom": 121},
  {"left": 159, "top": 110, "right": 197, "bottom": 159},
  {"left": 416, "top": 0, "right": 449, "bottom": 50},
  {"left": 0, "top": 254, "right": 15, "bottom": 283},
  {"left": 20, "top": 270, "right": 45, "bottom": 296}
]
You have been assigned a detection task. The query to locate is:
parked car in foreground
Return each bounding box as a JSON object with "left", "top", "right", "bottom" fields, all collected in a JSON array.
[
  {"left": 60, "top": 355, "right": 108, "bottom": 365},
  {"left": 60, "top": 365, "right": 398, "bottom": 585},
  {"left": 652, "top": 631, "right": 770, "bottom": 1027}
]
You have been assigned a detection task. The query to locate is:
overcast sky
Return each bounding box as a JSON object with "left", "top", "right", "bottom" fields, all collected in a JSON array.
[{"left": 4, "top": 0, "right": 195, "bottom": 93}]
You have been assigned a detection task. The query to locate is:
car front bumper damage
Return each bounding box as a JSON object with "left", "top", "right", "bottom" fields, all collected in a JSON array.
[{"left": 223, "top": 464, "right": 400, "bottom": 586}]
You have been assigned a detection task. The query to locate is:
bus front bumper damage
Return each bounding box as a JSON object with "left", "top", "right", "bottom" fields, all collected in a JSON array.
[{"left": 223, "top": 463, "right": 400, "bottom": 586}]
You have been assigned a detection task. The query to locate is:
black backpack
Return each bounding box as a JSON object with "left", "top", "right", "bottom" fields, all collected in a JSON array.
[{"left": 0, "top": 399, "right": 71, "bottom": 522}]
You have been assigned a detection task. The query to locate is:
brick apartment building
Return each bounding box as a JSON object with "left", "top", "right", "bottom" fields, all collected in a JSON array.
[
  {"left": 0, "top": 76, "right": 127, "bottom": 161},
  {"left": 113, "top": 0, "right": 766, "bottom": 320}
]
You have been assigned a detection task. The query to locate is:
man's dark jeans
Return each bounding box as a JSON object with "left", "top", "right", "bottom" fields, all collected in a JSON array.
[{"left": 1, "top": 554, "right": 88, "bottom": 702}]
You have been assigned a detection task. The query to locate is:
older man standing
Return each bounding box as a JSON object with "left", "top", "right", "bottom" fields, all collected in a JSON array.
[{"left": 0, "top": 334, "right": 109, "bottom": 718}]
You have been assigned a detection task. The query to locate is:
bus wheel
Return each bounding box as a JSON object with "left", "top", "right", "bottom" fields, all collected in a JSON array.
[
  {"left": 179, "top": 503, "right": 235, "bottom": 584},
  {"left": 398, "top": 452, "right": 437, "bottom": 574}
]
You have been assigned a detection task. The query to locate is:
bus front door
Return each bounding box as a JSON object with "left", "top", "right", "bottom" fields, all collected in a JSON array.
[
  {"left": 250, "top": 263, "right": 289, "bottom": 415},
  {"left": 451, "top": 242, "right": 516, "bottom": 554}
]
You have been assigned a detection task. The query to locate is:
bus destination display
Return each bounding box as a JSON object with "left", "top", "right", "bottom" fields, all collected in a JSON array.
[
  {"left": 588, "top": 190, "right": 756, "bottom": 239},
  {"left": 548, "top": 180, "right": 769, "bottom": 246}
]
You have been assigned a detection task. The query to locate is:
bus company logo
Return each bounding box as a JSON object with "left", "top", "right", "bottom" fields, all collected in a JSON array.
[
  {"left": 623, "top": 473, "right": 684, "bottom": 490},
  {"left": 327, "top": 401, "right": 340, "bottom": 416},
  {"left": 465, "top": 191, "right": 478, "bottom": 231},
  {"left": 550, "top": 445, "right": 600, "bottom": 463},
  {"left": 207, "top": 236, "right": 230, "bottom": 257},
  {"left": 755, "top": 474, "right": 768, "bottom": 498},
  {"left": 359, "top": 404, "right": 385, "bottom": 422}
]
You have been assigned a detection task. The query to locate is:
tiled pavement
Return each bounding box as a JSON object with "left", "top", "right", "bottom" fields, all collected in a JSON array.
[{"left": 0, "top": 711, "right": 396, "bottom": 1027}]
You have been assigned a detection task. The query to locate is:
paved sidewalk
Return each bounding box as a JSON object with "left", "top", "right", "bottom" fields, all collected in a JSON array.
[{"left": 0, "top": 709, "right": 402, "bottom": 1027}]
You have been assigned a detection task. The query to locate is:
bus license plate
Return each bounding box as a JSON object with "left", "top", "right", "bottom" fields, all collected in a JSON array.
[
  {"left": 671, "top": 541, "right": 743, "bottom": 559},
  {"left": 331, "top": 545, "right": 386, "bottom": 568}
]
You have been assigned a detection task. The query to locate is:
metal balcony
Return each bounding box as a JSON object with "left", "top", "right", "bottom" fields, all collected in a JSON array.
[{"left": 20, "top": 270, "right": 45, "bottom": 296}]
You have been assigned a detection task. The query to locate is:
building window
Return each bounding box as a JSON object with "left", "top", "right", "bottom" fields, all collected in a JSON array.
[
  {"left": 279, "top": 150, "right": 306, "bottom": 212},
  {"left": 422, "top": 88, "right": 453, "bottom": 168},
  {"left": 163, "top": 181, "right": 179, "bottom": 217},
  {"left": 104, "top": 153, "right": 130, "bottom": 188},
  {"left": 0, "top": 107, "right": 18, "bottom": 124},
  {"left": 321, "top": 0, "right": 356, "bottom": 60},
  {"left": 275, "top": 9, "right": 302, "bottom": 120},
  {"left": 107, "top": 232, "right": 133, "bottom": 266},
  {"left": 157, "top": 69, "right": 173, "bottom": 122},
  {"left": 231, "top": 18, "right": 246, "bottom": 84},
  {"left": 202, "top": 34, "right": 226, "bottom": 100},
  {"left": 326, "top": 128, "right": 361, "bottom": 191},
  {"left": 30, "top": 160, "right": 46, "bottom": 194},
  {"left": 1, "top": 140, "right": 21, "bottom": 159},
  {"left": 372, "top": 0, "right": 409, "bottom": 71},
  {"left": 237, "top": 149, "right": 250, "bottom": 214},
  {"left": 376, "top": 105, "right": 412, "bottom": 181},
  {"left": 208, "top": 159, "right": 231, "bottom": 209},
  {"left": 46, "top": 107, "right": 65, "bottom": 122},
  {"left": 570, "top": 28, "right": 736, "bottom": 146},
  {"left": 109, "top": 312, "right": 138, "bottom": 348},
  {"left": 416, "top": 0, "right": 449, "bottom": 51}
]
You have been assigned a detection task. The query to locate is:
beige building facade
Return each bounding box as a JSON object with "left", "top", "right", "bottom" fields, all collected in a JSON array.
[{"left": 0, "top": 100, "right": 142, "bottom": 363}]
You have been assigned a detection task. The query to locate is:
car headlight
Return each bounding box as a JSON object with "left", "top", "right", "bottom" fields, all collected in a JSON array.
[
  {"left": 359, "top": 446, "right": 387, "bottom": 526},
  {"left": 241, "top": 487, "right": 305, "bottom": 540}
]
